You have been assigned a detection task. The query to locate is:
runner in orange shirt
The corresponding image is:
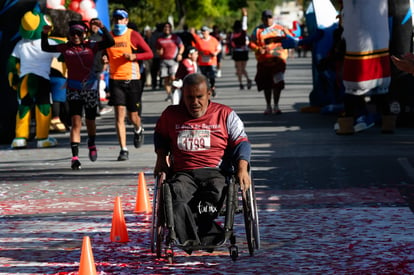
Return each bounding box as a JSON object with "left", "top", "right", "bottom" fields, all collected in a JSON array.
[
  {"left": 191, "top": 26, "right": 221, "bottom": 97},
  {"left": 250, "top": 10, "right": 293, "bottom": 115}
]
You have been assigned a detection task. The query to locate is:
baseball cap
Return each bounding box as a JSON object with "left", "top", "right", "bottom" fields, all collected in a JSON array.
[
  {"left": 262, "top": 10, "right": 273, "bottom": 18},
  {"left": 112, "top": 9, "right": 128, "bottom": 19},
  {"left": 186, "top": 46, "right": 198, "bottom": 56},
  {"left": 201, "top": 26, "right": 211, "bottom": 32}
]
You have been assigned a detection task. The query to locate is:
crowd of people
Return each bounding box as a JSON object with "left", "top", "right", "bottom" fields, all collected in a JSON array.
[
  {"left": 8, "top": 6, "right": 312, "bottom": 171},
  {"left": 9, "top": 3, "right": 411, "bottom": 258}
]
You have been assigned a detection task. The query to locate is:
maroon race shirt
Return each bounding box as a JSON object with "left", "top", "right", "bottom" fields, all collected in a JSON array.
[
  {"left": 156, "top": 34, "right": 183, "bottom": 60},
  {"left": 154, "top": 101, "right": 248, "bottom": 172}
]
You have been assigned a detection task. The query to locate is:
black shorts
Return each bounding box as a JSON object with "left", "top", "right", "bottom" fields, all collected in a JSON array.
[
  {"left": 255, "top": 58, "right": 286, "bottom": 91},
  {"left": 232, "top": 50, "right": 249, "bottom": 61},
  {"left": 109, "top": 79, "right": 142, "bottom": 112},
  {"left": 66, "top": 88, "right": 98, "bottom": 120}
]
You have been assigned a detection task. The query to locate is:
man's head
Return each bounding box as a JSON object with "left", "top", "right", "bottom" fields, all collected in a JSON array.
[
  {"left": 112, "top": 9, "right": 129, "bottom": 35},
  {"left": 201, "top": 26, "right": 211, "bottom": 38},
  {"left": 182, "top": 73, "right": 211, "bottom": 118},
  {"left": 163, "top": 22, "right": 172, "bottom": 35},
  {"left": 261, "top": 10, "right": 273, "bottom": 26},
  {"left": 89, "top": 18, "right": 100, "bottom": 34},
  {"left": 185, "top": 46, "right": 198, "bottom": 61},
  {"left": 112, "top": 9, "right": 128, "bottom": 22}
]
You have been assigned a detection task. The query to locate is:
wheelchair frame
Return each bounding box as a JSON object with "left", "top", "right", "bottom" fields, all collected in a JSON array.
[{"left": 150, "top": 170, "right": 260, "bottom": 263}]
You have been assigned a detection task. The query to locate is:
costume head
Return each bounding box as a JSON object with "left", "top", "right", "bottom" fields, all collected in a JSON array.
[{"left": 19, "top": 4, "right": 52, "bottom": 40}]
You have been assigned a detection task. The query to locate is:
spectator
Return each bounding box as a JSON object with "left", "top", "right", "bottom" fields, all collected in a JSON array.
[
  {"left": 149, "top": 23, "right": 164, "bottom": 90},
  {"left": 88, "top": 18, "right": 112, "bottom": 116},
  {"left": 177, "top": 24, "right": 196, "bottom": 53}
]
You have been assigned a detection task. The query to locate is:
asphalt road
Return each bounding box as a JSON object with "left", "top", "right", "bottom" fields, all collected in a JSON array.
[{"left": 1, "top": 53, "right": 414, "bottom": 274}]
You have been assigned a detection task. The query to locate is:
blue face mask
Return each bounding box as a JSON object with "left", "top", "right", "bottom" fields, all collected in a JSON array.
[{"left": 113, "top": 24, "right": 127, "bottom": 35}]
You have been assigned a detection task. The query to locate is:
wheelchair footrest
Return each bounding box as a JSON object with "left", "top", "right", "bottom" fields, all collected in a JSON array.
[{"left": 173, "top": 231, "right": 234, "bottom": 252}]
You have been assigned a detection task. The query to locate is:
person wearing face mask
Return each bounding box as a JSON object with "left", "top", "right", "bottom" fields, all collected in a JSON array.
[
  {"left": 41, "top": 19, "right": 115, "bottom": 170},
  {"left": 105, "top": 9, "right": 154, "bottom": 161}
]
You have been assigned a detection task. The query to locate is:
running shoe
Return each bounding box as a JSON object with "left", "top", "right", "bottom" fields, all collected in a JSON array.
[
  {"left": 117, "top": 150, "right": 129, "bottom": 161},
  {"left": 164, "top": 94, "right": 172, "bottom": 102},
  {"left": 99, "top": 106, "right": 113, "bottom": 115},
  {"left": 216, "top": 69, "right": 222, "bottom": 78},
  {"left": 37, "top": 137, "right": 58, "bottom": 148},
  {"left": 273, "top": 108, "right": 282, "bottom": 115},
  {"left": 71, "top": 157, "right": 81, "bottom": 170},
  {"left": 88, "top": 145, "right": 97, "bottom": 162},
  {"left": 11, "top": 138, "right": 27, "bottom": 149},
  {"left": 247, "top": 79, "right": 252, "bottom": 90},
  {"left": 353, "top": 115, "right": 375, "bottom": 132},
  {"left": 264, "top": 107, "right": 272, "bottom": 115},
  {"left": 133, "top": 127, "right": 144, "bottom": 148}
]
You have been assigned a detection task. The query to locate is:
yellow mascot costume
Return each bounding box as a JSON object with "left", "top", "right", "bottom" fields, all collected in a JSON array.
[{"left": 8, "top": 4, "right": 60, "bottom": 148}]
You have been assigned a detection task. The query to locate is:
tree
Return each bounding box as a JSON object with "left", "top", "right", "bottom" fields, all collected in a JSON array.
[{"left": 107, "top": 0, "right": 300, "bottom": 32}]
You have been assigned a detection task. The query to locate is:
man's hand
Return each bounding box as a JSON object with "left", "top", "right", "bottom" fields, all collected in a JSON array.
[
  {"left": 42, "top": 25, "right": 52, "bottom": 34},
  {"left": 153, "top": 153, "right": 170, "bottom": 177},
  {"left": 391, "top": 54, "right": 414, "bottom": 75},
  {"left": 237, "top": 159, "right": 251, "bottom": 191},
  {"left": 123, "top": 53, "right": 135, "bottom": 61}
]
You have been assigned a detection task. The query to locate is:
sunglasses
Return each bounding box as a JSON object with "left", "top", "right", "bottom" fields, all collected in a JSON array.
[{"left": 69, "top": 30, "right": 83, "bottom": 37}]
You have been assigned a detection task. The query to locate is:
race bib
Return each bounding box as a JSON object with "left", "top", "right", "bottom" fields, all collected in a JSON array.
[
  {"left": 201, "top": 53, "right": 211, "bottom": 63},
  {"left": 273, "top": 72, "right": 284, "bottom": 84},
  {"left": 177, "top": 129, "right": 211, "bottom": 151}
]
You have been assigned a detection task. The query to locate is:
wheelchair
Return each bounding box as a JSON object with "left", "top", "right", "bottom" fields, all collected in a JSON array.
[{"left": 150, "top": 168, "right": 260, "bottom": 263}]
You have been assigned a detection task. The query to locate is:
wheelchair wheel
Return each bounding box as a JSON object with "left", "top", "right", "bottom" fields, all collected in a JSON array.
[
  {"left": 242, "top": 172, "right": 260, "bottom": 256},
  {"left": 150, "top": 173, "right": 166, "bottom": 257}
]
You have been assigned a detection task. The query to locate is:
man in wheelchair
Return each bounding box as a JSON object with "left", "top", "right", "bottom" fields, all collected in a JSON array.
[{"left": 153, "top": 73, "right": 251, "bottom": 253}]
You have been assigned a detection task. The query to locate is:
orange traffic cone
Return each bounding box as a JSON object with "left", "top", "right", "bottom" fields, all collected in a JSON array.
[
  {"left": 78, "top": 236, "right": 97, "bottom": 275},
  {"left": 134, "top": 172, "right": 151, "bottom": 214},
  {"left": 110, "top": 196, "right": 129, "bottom": 242}
]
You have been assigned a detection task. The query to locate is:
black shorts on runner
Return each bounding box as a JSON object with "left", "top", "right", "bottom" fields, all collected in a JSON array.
[
  {"left": 232, "top": 50, "right": 249, "bottom": 61},
  {"left": 66, "top": 88, "right": 98, "bottom": 120},
  {"left": 109, "top": 79, "right": 142, "bottom": 112}
]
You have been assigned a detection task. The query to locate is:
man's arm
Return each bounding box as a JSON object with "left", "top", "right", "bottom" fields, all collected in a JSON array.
[
  {"left": 97, "top": 26, "right": 115, "bottom": 50},
  {"left": 154, "top": 149, "right": 170, "bottom": 177},
  {"left": 233, "top": 141, "right": 251, "bottom": 191},
  {"left": 130, "top": 31, "right": 154, "bottom": 61},
  {"left": 41, "top": 25, "right": 59, "bottom": 52},
  {"left": 153, "top": 131, "right": 171, "bottom": 176},
  {"left": 391, "top": 53, "right": 414, "bottom": 75},
  {"left": 227, "top": 109, "right": 252, "bottom": 191}
]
